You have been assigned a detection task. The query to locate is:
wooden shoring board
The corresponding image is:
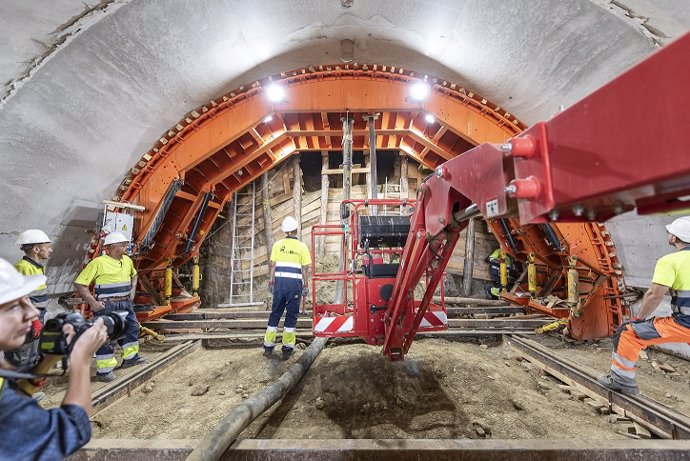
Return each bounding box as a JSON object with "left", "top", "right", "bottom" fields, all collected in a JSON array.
[
  {"left": 165, "top": 306, "right": 525, "bottom": 321},
  {"left": 71, "top": 438, "right": 690, "bottom": 461},
  {"left": 143, "top": 318, "right": 550, "bottom": 331},
  {"left": 161, "top": 329, "right": 537, "bottom": 345},
  {"left": 91, "top": 340, "right": 201, "bottom": 415}
]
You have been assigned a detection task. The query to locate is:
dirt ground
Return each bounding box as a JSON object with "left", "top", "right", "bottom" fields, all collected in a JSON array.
[{"left": 49, "top": 334, "right": 687, "bottom": 441}]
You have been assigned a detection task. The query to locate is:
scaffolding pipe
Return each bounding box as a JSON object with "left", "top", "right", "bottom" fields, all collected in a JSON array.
[
  {"left": 336, "top": 116, "right": 354, "bottom": 304},
  {"left": 365, "top": 113, "right": 379, "bottom": 215},
  {"left": 185, "top": 337, "right": 328, "bottom": 461}
]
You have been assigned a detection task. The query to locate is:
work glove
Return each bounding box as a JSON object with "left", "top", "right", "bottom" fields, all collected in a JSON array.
[
  {"left": 29, "top": 318, "right": 43, "bottom": 340},
  {"left": 268, "top": 281, "right": 274, "bottom": 295},
  {"left": 302, "top": 287, "right": 309, "bottom": 298},
  {"left": 622, "top": 317, "right": 646, "bottom": 327}
]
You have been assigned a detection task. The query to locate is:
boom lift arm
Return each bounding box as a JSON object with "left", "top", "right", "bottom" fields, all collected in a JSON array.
[{"left": 382, "top": 32, "right": 690, "bottom": 360}]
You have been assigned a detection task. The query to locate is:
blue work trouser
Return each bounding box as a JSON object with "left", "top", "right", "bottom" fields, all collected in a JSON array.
[
  {"left": 94, "top": 300, "right": 141, "bottom": 373},
  {"left": 266, "top": 278, "right": 302, "bottom": 349},
  {"left": 268, "top": 278, "right": 302, "bottom": 329}
]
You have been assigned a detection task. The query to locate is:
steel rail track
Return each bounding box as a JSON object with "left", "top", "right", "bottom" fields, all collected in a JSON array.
[{"left": 507, "top": 335, "right": 690, "bottom": 439}]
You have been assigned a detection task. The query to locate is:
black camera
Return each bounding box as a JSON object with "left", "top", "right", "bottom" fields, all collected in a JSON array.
[{"left": 40, "top": 311, "right": 128, "bottom": 356}]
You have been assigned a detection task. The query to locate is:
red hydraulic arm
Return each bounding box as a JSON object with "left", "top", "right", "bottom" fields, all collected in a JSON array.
[{"left": 383, "top": 32, "right": 690, "bottom": 359}]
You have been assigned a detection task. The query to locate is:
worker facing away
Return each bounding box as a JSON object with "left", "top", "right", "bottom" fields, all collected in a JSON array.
[
  {"left": 264, "top": 216, "right": 311, "bottom": 360},
  {"left": 0, "top": 257, "right": 109, "bottom": 460},
  {"left": 74, "top": 232, "right": 146, "bottom": 382},
  {"left": 598, "top": 216, "right": 690, "bottom": 395},
  {"left": 5, "top": 230, "right": 53, "bottom": 372}
]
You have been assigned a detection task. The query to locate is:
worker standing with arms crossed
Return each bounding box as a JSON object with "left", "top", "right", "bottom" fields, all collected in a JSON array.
[
  {"left": 263, "top": 216, "right": 311, "bottom": 360},
  {"left": 74, "top": 232, "right": 146, "bottom": 382},
  {"left": 6, "top": 230, "right": 53, "bottom": 372},
  {"left": 598, "top": 217, "right": 690, "bottom": 395}
]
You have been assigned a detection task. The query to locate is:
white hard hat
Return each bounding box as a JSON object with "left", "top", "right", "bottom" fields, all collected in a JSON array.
[
  {"left": 281, "top": 216, "right": 299, "bottom": 233},
  {"left": 104, "top": 232, "right": 130, "bottom": 246},
  {"left": 0, "top": 257, "right": 46, "bottom": 305},
  {"left": 15, "top": 229, "right": 51, "bottom": 245},
  {"left": 666, "top": 217, "right": 690, "bottom": 243}
]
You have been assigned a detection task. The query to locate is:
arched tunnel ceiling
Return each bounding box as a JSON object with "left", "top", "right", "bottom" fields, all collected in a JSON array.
[{"left": 0, "top": 0, "right": 688, "bottom": 291}]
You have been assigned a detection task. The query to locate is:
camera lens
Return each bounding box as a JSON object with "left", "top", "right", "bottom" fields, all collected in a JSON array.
[{"left": 103, "top": 310, "right": 128, "bottom": 340}]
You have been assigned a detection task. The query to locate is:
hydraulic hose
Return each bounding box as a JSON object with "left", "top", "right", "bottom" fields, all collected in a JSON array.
[{"left": 185, "top": 336, "right": 328, "bottom": 461}]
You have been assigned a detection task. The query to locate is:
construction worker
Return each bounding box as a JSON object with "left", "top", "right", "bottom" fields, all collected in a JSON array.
[
  {"left": 264, "top": 216, "right": 311, "bottom": 360},
  {"left": 485, "top": 248, "right": 512, "bottom": 299},
  {"left": 0, "top": 257, "right": 109, "bottom": 460},
  {"left": 74, "top": 232, "right": 146, "bottom": 382},
  {"left": 598, "top": 217, "right": 690, "bottom": 395},
  {"left": 5, "top": 230, "right": 53, "bottom": 371}
]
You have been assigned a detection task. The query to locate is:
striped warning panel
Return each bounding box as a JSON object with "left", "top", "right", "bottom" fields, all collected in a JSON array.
[
  {"left": 313, "top": 316, "right": 354, "bottom": 334},
  {"left": 419, "top": 310, "right": 448, "bottom": 328}
]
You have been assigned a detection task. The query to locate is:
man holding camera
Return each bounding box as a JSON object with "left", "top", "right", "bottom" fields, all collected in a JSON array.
[
  {"left": 74, "top": 232, "right": 146, "bottom": 382},
  {"left": 5, "top": 229, "right": 53, "bottom": 371},
  {"left": 264, "top": 216, "right": 311, "bottom": 360},
  {"left": 0, "top": 257, "right": 109, "bottom": 460}
]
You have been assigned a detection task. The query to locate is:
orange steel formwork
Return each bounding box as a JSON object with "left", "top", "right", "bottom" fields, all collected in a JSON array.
[{"left": 93, "top": 65, "right": 625, "bottom": 338}]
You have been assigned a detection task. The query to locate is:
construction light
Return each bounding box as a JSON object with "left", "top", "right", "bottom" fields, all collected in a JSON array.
[
  {"left": 424, "top": 113, "right": 435, "bottom": 124},
  {"left": 266, "top": 84, "right": 285, "bottom": 102},
  {"left": 263, "top": 115, "right": 273, "bottom": 123},
  {"left": 410, "top": 82, "right": 430, "bottom": 101}
]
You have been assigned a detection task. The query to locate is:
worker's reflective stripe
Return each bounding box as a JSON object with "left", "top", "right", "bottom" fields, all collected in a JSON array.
[
  {"left": 610, "top": 362, "right": 636, "bottom": 379},
  {"left": 419, "top": 310, "right": 448, "bottom": 328},
  {"left": 670, "top": 289, "right": 690, "bottom": 314},
  {"left": 276, "top": 262, "right": 302, "bottom": 269},
  {"left": 283, "top": 327, "right": 296, "bottom": 348},
  {"left": 612, "top": 352, "right": 636, "bottom": 369},
  {"left": 95, "top": 354, "right": 117, "bottom": 372},
  {"left": 264, "top": 326, "right": 277, "bottom": 347},
  {"left": 121, "top": 342, "right": 139, "bottom": 360},
  {"left": 314, "top": 316, "right": 353, "bottom": 333},
  {"left": 275, "top": 262, "right": 302, "bottom": 280},
  {"left": 30, "top": 287, "right": 48, "bottom": 304},
  {"left": 95, "top": 281, "right": 131, "bottom": 299}
]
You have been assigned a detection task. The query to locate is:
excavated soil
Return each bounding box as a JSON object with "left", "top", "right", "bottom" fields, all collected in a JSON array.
[{"left": 67, "top": 335, "right": 690, "bottom": 440}]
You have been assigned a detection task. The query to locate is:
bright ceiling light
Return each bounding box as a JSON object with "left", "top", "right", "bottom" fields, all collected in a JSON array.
[
  {"left": 266, "top": 84, "right": 285, "bottom": 102},
  {"left": 263, "top": 115, "right": 273, "bottom": 123},
  {"left": 424, "top": 113, "right": 435, "bottom": 124},
  {"left": 410, "top": 82, "right": 430, "bottom": 101}
]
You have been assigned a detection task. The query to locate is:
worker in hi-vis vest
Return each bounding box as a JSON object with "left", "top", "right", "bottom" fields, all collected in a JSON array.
[
  {"left": 74, "top": 232, "right": 146, "bottom": 382},
  {"left": 5, "top": 230, "right": 53, "bottom": 372},
  {"left": 598, "top": 216, "right": 690, "bottom": 395},
  {"left": 263, "top": 216, "right": 311, "bottom": 360}
]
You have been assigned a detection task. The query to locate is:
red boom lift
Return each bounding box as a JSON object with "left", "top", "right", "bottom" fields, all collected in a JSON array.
[{"left": 311, "top": 32, "right": 690, "bottom": 360}]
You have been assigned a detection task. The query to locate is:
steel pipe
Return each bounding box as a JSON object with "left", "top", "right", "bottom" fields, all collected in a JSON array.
[{"left": 185, "top": 336, "right": 328, "bottom": 461}]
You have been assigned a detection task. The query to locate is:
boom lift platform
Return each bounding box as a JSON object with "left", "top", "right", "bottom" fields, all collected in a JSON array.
[{"left": 312, "top": 32, "right": 690, "bottom": 361}]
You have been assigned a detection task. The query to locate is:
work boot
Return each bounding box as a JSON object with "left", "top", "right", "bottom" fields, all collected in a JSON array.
[
  {"left": 597, "top": 373, "right": 640, "bottom": 395},
  {"left": 119, "top": 355, "right": 148, "bottom": 369},
  {"left": 95, "top": 371, "right": 117, "bottom": 383},
  {"left": 282, "top": 347, "right": 294, "bottom": 361},
  {"left": 263, "top": 346, "right": 274, "bottom": 358}
]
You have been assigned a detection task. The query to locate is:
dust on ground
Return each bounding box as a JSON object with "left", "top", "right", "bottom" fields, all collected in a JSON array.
[
  {"left": 530, "top": 335, "right": 690, "bottom": 414},
  {"left": 74, "top": 335, "right": 690, "bottom": 441}
]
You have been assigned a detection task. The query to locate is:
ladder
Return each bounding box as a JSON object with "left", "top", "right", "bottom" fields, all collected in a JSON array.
[
  {"left": 382, "top": 177, "right": 401, "bottom": 215},
  {"left": 227, "top": 182, "right": 262, "bottom": 307}
]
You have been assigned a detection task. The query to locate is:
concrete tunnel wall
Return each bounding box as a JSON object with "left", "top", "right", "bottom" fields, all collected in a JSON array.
[{"left": 0, "top": 0, "right": 688, "bottom": 295}]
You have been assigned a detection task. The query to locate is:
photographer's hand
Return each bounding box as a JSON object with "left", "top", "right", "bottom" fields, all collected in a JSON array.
[{"left": 62, "top": 319, "right": 108, "bottom": 415}]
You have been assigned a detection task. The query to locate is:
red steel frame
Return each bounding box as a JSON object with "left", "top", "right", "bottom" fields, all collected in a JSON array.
[
  {"left": 379, "top": 32, "right": 690, "bottom": 359},
  {"left": 310, "top": 199, "right": 447, "bottom": 348}
]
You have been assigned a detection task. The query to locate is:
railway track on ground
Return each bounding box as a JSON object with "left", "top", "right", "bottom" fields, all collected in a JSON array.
[
  {"left": 507, "top": 335, "right": 690, "bottom": 440},
  {"left": 69, "top": 302, "right": 690, "bottom": 460}
]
